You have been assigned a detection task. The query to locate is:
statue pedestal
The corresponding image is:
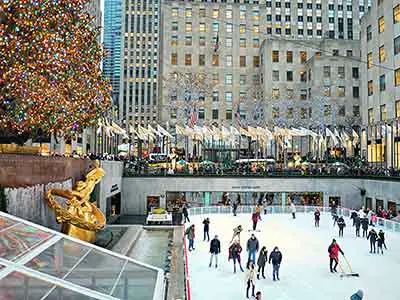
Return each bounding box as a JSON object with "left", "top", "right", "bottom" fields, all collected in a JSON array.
[{"left": 62, "top": 223, "right": 96, "bottom": 243}]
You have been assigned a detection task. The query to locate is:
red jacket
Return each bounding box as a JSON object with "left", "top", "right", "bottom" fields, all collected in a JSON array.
[
  {"left": 252, "top": 213, "right": 259, "bottom": 223},
  {"left": 328, "top": 243, "right": 343, "bottom": 259}
]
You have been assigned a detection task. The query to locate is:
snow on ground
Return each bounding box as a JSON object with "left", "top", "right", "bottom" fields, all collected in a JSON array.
[{"left": 186, "top": 212, "right": 400, "bottom": 300}]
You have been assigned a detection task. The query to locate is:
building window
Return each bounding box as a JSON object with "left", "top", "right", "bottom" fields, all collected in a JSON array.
[
  {"left": 171, "top": 8, "right": 178, "bottom": 17},
  {"left": 199, "top": 54, "right": 205, "bottom": 66},
  {"left": 272, "top": 89, "right": 280, "bottom": 98},
  {"left": 300, "top": 89, "right": 307, "bottom": 100},
  {"left": 323, "top": 66, "right": 331, "bottom": 78},
  {"left": 171, "top": 53, "right": 177, "bottom": 65},
  {"left": 367, "top": 52, "right": 373, "bottom": 69},
  {"left": 272, "top": 70, "right": 279, "bottom": 81},
  {"left": 300, "top": 51, "right": 307, "bottom": 63},
  {"left": 185, "top": 22, "right": 192, "bottom": 32},
  {"left": 324, "top": 105, "right": 331, "bottom": 117},
  {"left": 253, "top": 38, "right": 260, "bottom": 48},
  {"left": 212, "top": 8, "right": 219, "bottom": 18},
  {"left": 338, "top": 66, "right": 345, "bottom": 79},
  {"left": 353, "top": 86, "right": 359, "bottom": 98},
  {"left": 395, "top": 36, "right": 400, "bottom": 55},
  {"left": 396, "top": 101, "right": 400, "bottom": 118},
  {"left": 338, "top": 106, "right": 346, "bottom": 117},
  {"left": 239, "top": 24, "right": 246, "bottom": 33},
  {"left": 367, "top": 25, "right": 372, "bottom": 41},
  {"left": 185, "top": 8, "right": 192, "bottom": 18},
  {"left": 199, "top": 23, "right": 206, "bottom": 32},
  {"left": 185, "top": 54, "right": 192, "bottom": 65},
  {"left": 226, "top": 23, "right": 233, "bottom": 33},
  {"left": 212, "top": 109, "right": 219, "bottom": 119},
  {"left": 272, "top": 107, "right": 279, "bottom": 118},
  {"left": 226, "top": 55, "right": 233, "bottom": 67},
  {"left": 225, "top": 92, "right": 232, "bottom": 104},
  {"left": 198, "top": 108, "right": 205, "bottom": 119},
  {"left": 286, "top": 51, "right": 293, "bottom": 63},
  {"left": 226, "top": 109, "right": 232, "bottom": 120},
  {"left": 212, "top": 23, "right": 219, "bottom": 32},
  {"left": 332, "top": 49, "right": 339, "bottom": 56},
  {"left": 172, "top": 21, "right": 178, "bottom": 31},
  {"left": 287, "top": 107, "right": 293, "bottom": 119},
  {"left": 225, "top": 74, "right": 233, "bottom": 85},
  {"left": 170, "top": 108, "right": 177, "bottom": 119},
  {"left": 240, "top": 5, "right": 246, "bottom": 20},
  {"left": 324, "top": 86, "right": 331, "bottom": 97},
  {"left": 253, "top": 25, "right": 259, "bottom": 33},
  {"left": 185, "top": 36, "right": 192, "bottom": 46},
  {"left": 212, "top": 90, "right": 219, "bottom": 102},
  {"left": 352, "top": 67, "right": 359, "bottom": 79},
  {"left": 226, "top": 37, "right": 233, "bottom": 47},
  {"left": 286, "top": 71, "right": 293, "bottom": 81},
  {"left": 240, "top": 38, "right": 246, "bottom": 48},
  {"left": 346, "top": 50, "right": 353, "bottom": 57},
  {"left": 212, "top": 74, "right": 219, "bottom": 85},
  {"left": 272, "top": 50, "right": 279, "bottom": 62},
  {"left": 380, "top": 74, "right": 386, "bottom": 91},
  {"left": 368, "top": 80, "right": 374, "bottom": 96},
  {"left": 394, "top": 5, "right": 400, "bottom": 24},
  {"left": 337, "top": 86, "right": 345, "bottom": 97},
  {"left": 199, "top": 8, "right": 206, "bottom": 18},
  {"left": 171, "top": 35, "right": 178, "bottom": 46},
  {"left": 353, "top": 106, "right": 360, "bottom": 117},
  {"left": 379, "top": 46, "right": 386, "bottom": 62},
  {"left": 378, "top": 16, "right": 385, "bottom": 33},
  {"left": 212, "top": 55, "right": 219, "bottom": 66},
  {"left": 395, "top": 68, "right": 400, "bottom": 86},
  {"left": 368, "top": 108, "right": 374, "bottom": 124},
  {"left": 240, "top": 56, "right": 246, "bottom": 67},
  {"left": 226, "top": 9, "right": 233, "bottom": 19},
  {"left": 253, "top": 56, "right": 260, "bottom": 67},
  {"left": 380, "top": 104, "right": 387, "bottom": 121}
]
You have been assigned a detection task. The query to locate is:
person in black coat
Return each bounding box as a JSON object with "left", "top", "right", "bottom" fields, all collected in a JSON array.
[
  {"left": 367, "top": 228, "right": 378, "bottom": 253},
  {"left": 209, "top": 235, "right": 221, "bottom": 268},
  {"left": 203, "top": 218, "right": 210, "bottom": 241},
  {"left": 256, "top": 247, "right": 268, "bottom": 279},
  {"left": 361, "top": 217, "right": 369, "bottom": 238},
  {"left": 337, "top": 216, "right": 346, "bottom": 237},
  {"left": 378, "top": 229, "right": 387, "bottom": 249},
  {"left": 233, "top": 201, "right": 238, "bottom": 216},
  {"left": 354, "top": 215, "right": 361, "bottom": 237},
  {"left": 182, "top": 204, "right": 190, "bottom": 223},
  {"left": 350, "top": 210, "right": 357, "bottom": 226},
  {"left": 314, "top": 208, "right": 321, "bottom": 227},
  {"left": 268, "top": 246, "right": 283, "bottom": 281}
]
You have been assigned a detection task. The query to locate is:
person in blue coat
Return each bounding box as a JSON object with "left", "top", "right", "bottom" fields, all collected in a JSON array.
[{"left": 350, "top": 290, "right": 364, "bottom": 300}]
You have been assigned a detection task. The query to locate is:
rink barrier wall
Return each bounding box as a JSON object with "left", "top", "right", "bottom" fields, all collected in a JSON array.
[
  {"left": 183, "top": 227, "right": 191, "bottom": 300},
  {"left": 187, "top": 206, "right": 400, "bottom": 233}
]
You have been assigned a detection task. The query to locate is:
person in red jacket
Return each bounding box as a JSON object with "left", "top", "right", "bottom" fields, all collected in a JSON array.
[
  {"left": 252, "top": 212, "right": 259, "bottom": 231},
  {"left": 328, "top": 239, "right": 344, "bottom": 273}
]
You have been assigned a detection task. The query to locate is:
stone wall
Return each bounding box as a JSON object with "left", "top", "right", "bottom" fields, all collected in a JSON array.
[{"left": 98, "top": 161, "right": 124, "bottom": 215}]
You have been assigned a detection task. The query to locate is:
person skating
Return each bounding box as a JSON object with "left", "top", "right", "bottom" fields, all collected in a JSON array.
[
  {"left": 314, "top": 208, "right": 321, "bottom": 227},
  {"left": 290, "top": 202, "right": 296, "bottom": 219},
  {"left": 245, "top": 262, "right": 256, "bottom": 299},
  {"left": 233, "top": 201, "right": 238, "bottom": 216},
  {"left": 252, "top": 212, "right": 259, "bottom": 231},
  {"left": 337, "top": 216, "right": 346, "bottom": 237},
  {"left": 332, "top": 213, "right": 339, "bottom": 227},
  {"left": 350, "top": 290, "right": 364, "bottom": 300},
  {"left": 228, "top": 240, "right": 245, "bottom": 273},
  {"left": 256, "top": 247, "right": 268, "bottom": 279},
  {"left": 182, "top": 204, "right": 190, "bottom": 223},
  {"left": 231, "top": 225, "right": 243, "bottom": 243},
  {"left": 354, "top": 214, "right": 361, "bottom": 237},
  {"left": 255, "top": 205, "right": 262, "bottom": 220},
  {"left": 361, "top": 217, "right": 369, "bottom": 237},
  {"left": 367, "top": 228, "right": 378, "bottom": 253},
  {"left": 209, "top": 235, "right": 221, "bottom": 268},
  {"left": 269, "top": 246, "right": 283, "bottom": 281},
  {"left": 203, "top": 217, "right": 210, "bottom": 241},
  {"left": 185, "top": 224, "right": 195, "bottom": 251},
  {"left": 328, "top": 239, "right": 344, "bottom": 273},
  {"left": 255, "top": 291, "right": 262, "bottom": 300},
  {"left": 246, "top": 234, "right": 259, "bottom": 264},
  {"left": 350, "top": 209, "right": 358, "bottom": 226},
  {"left": 378, "top": 229, "right": 387, "bottom": 249},
  {"left": 377, "top": 234, "right": 384, "bottom": 255}
]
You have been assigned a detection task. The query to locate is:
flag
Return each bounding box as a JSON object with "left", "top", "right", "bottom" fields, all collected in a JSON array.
[
  {"left": 156, "top": 124, "right": 173, "bottom": 138},
  {"left": 230, "top": 126, "right": 240, "bottom": 136},
  {"left": 352, "top": 129, "right": 359, "bottom": 146},
  {"left": 235, "top": 102, "right": 242, "bottom": 127},
  {"left": 326, "top": 128, "right": 338, "bottom": 146},
  {"left": 188, "top": 108, "right": 198, "bottom": 128},
  {"left": 214, "top": 33, "right": 219, "bottom": 53}
]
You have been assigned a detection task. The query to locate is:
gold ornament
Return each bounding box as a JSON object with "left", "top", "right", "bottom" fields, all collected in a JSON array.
[{"left": 46, "top": 160, "right": 105, "bottom": 242}]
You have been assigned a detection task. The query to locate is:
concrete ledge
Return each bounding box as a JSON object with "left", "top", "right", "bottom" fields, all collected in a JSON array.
[
  {"left": 111, "top": 225, "right": 143, "bottom": 256},
  {"left": 143, "top": 225, "right": 182, "bottom": 230}
]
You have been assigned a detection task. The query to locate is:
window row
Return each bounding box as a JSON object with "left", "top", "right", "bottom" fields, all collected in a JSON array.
[
  {"left": 170, "top": 35, "right": 260, "bottom": 48},
  {"left": 171, "top": 53, "right": 260, "bottom": 67},
  {"left": 170, "top": 21, "right": 260, "bottom": 33},
  {"left": 169, "top": 108, "right": 246, "bottom": 121},
  {"left": 367, "top": 68, "right": 400, "bottom": 96}
]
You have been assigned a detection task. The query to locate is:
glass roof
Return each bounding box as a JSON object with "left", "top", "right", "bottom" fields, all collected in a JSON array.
[{"left": 0, "top": 212, "right": 164, "bottom": 300}]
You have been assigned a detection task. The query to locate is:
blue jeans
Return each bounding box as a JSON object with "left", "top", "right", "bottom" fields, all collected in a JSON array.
[
  {"left": 272, "top": 264, "right": 280, "bottom": 280},
  {"left": 188, "top": 239, "right": 194, "bottom": 250},
  {"left": 248, "top": 250, "right": 256, "bottom": 263}
]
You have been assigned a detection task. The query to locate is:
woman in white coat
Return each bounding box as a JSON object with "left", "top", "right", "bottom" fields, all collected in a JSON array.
[{"left": 246, "top": 262, "right": 257, "bottom": 299}]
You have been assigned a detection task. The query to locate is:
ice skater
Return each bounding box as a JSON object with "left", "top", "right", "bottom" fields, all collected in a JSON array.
[
  {"left": 246, "top": 234, "right": 259, "bottom": 264},
  {"left": 337, "top": 216, "right": 346, "bottom": 237},
  {"left": 378, "top": 229, "right": 387, "bottom": 249},
  {"left": 182, "top": 204, "right": 190, "bottom": 223},
  {"left": 377, "top": 234, "right": 384, "bottom": 255},
  {"left": 361, "top": 217, "right": 369, "bottom": 237},
  {"left": 209, "top": 235, "right": 220, "bottom": 267},
  {"left": 328, "top": 239, "right": 344, "bottom": 273},
  {"left": 350, "top": 290, "right": 364, "bottom": 300},
  {"left": 256, "top": 247, "right": 268, "bottom": 279},
  {"left": 230, "top": 225, "right": 243, "bottom": 243},
  {"left": 269, "top": 246, "right": 283, "bottom": 281},
  {"left": 232, "top": 200, "right": 238, "bottom": 216},
  {"left": 203, "top": 217, "right": 210, "bottom": 241},
  {"left": 350, "top": 209, "right": 358, "bottom": 226},
  {"left": 228, "top": 240, "right": 244, "bottom": 273},
  {"left": 245, "top": 262, "right": 256, "bottom": 299},
  {"left": 314, "top": 208, "right": 321, "bottom": 227},
  {"left": 255, "top": 291, "right": 262, "bottom": 300},
  {"left": 354, "top": 214, "right": 361, "bottom": 237},
  {"left": 290, "top": 202, "right": 296, "bottom": 219},
  {"left": 185, "top": 224, "right": 195, "bottom": 251},
  {"left": 367, "top": 228, "right": 377, "bottom": 253},
  {"left": 252, "top": 212, "right": 259, "bottom": 231}
]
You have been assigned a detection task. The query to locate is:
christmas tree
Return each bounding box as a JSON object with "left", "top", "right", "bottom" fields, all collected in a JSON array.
[{"left": 0, "top": 0, "right": 111, "bottom": 139}]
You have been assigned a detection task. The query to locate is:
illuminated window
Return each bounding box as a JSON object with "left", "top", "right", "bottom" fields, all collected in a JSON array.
[
  {"left": 367, "top": 52, "right": 373, "bottom": 69},
  {"left": 212, "top": 55, "right": 219, "bottom": 66},
  {"left": 379, "top": 46, "right": 385, "bottom": 62},
  {"left": 240, "top": 38, "right": 246, "bottom": 48},
  {"left": 171, "top": 35, "right": 178, "bottom": 46},
  {"left": 252, "top": 9, "right": 260, "bottom": 21},
  {"left": 272, "top": 50, "right": 279, "bottom": 62},
  {"left": 171, "top": 53, "right": 177, "bottom": 65},
  {"left": 172, "top": 22, "right": 178, "bottom": 31},
  {"left": 212, "top": 73, "right": 219, "bottom": 85},
  {"left": 199, "top": 8, "right": 206, "bottom": 18},
  {"left": 226, "top": 55, "right": 233, "bottom": 67},
  {"left": 272, "top": 107, "right": 279, "bottom": 118},
  {"left": 337, "top": 86, "right": 345, "bottom": 97},
  {"left": 226, "top": 37, "right": 232, "bottom": 47},
  {"left": 199, "top": 23, "right": 206, "bottom": 32},
  {"left": 199, "top": 36, "right": 206, "bottom": 46},
  {"left": 226, "top": 109, "right": 232, "bottom": 120},
  {"left": 324, "top": 86, "right": 331, "bottom": 97},
  {"left": 300, "top": 51, "right": 307, "bottom": 63},
  {"left": 287, "top": 107, "right": 293, "bottom": 119},
  {"left": 252, "top": 25, "right": 259, "bottom": 33},
  {"left": 240, "top": 56, "right": 246, "bottom": 67},
  {"left": 253, "top": 56, "right": 260, "bottom": 67},
  {"left": 185, "top": 22, "right": 192, "bottom": 32},
  {"left": 394, "top": 4, "right": 400, "bottom": 24},
  {"left": 185, "top": 36, "right": 192, "bottom": 46},
  {"left": 395, "top": 68, "right": 400, "bottom": 86},
  {"left": 368, "top": 80, "right": 374, "bottom": 96},
  {"left": 199, "top": 54, "right": 205, "bottom": 66},
  {"left": 185, "top": 8, "right": 192, "bottom": 18},
  {"left": 226, "top": 9, "right": 233, "bottom": 19},
  {"left": 226, "top": 23, "right": 233, "bottom": 33},
  {"left": 185, "top": 54, "right": 192, "bottom": 66},
  {"left": 240, "top": 75, "right": 246, "bottom": 85},
  {"left": 240, "top": 5, "right": 246, "bottom": 20},
  {"left": 378, "top": 16, "right": 385, "bottom": 33},
  {"left": 286, "top": 51, "right": 293, "bottom": 63},
  {"left": 380, "top": 104, "right": 387, "bottom": 121},
  {"left": 253, "top": 38, "right": 259, "bottom": 48},
  {"left": 212, "top": 23, "right": 219, "bottom": 32},
  {"left": 396, "top": 100, "right": 400, "bottom": 118},
  {"left": 212, "top": 8, "right": 219, "bottom": 18},
  {"left": 240, "top": 24, "right": 246, "bottom": 33},
  {"left": 272, "top": 88, "right": 280, "bottom": 98},
  {"left": 368, "top": 108, "right": 374, "bottom": 124},
  {"left": 171, "top": 8, "right": 178, "bottom": 17}
]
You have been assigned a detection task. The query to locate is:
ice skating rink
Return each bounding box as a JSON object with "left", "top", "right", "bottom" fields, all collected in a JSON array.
[{"left": 186, "top": 212, "right": 400, "bottom": 300}]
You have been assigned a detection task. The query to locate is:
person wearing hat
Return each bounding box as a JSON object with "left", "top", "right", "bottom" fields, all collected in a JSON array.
[
  {"left": 209, "top": 235, "right": 221, "bottom": 268},
  {"left": 350, "top": 290, "right": 364, "bottom": 300},
  {"left": 328, "top": 239, "right": 344, "bottom": 273}
]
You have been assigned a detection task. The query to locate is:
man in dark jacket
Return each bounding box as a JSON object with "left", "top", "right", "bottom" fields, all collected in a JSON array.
[
  {"left": 233, "top": 201, "right": 238, "bottom": 216},
  {"left": 361, "top": 217, "right": 369, "bottom": 237},
  {"left": 378, "top": 229, "right": 387, "bottom": 249},
  {"left": 182, "top": 204, "right": 190, "bottom": 223},
  {"left": 354, "top": 215, "right": 361, "bottom": 237},
  {"left": 203, "top": 218, "right": 210, "bottom": 241},
  {"left": 209, "top": 235, "right": 221, "bottom": 268},
  {"left": 246, "top": 234, "right": 259, "bottom": 264},
  {"left": 337, "top": 216, "right": 346, "bottom": 237},
  {"left": 269, "top": 246, "right": 283, "bottom": 281},
  {"left": 367, "top": 228, "right": 378, "bottom": 253}
]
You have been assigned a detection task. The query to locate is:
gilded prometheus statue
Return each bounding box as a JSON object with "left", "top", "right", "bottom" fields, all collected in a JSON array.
[{"left": 46, "top": 160, "right": 106, "bottom": 242}]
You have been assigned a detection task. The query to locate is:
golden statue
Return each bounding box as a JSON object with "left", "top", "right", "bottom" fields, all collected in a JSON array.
[{"left": 46, "top": 160, "right": 106, "bottom": 243}]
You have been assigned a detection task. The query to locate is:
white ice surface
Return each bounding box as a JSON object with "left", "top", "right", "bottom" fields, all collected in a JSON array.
[{"left": 186, "top": 212, "right": 400, "bottom": 300}]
